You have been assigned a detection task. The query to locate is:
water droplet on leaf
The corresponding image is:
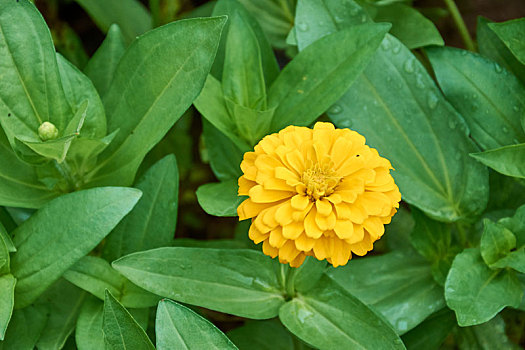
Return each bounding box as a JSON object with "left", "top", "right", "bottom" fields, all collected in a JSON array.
[
  {"left": 427, "top": 92, "right": 438, "bottom": 109},
  {"left": 403, "top": 59, "right": 415, "bottom": 73}
]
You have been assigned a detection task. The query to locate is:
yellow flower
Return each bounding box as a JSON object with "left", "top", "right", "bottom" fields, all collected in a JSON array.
[{"left": 237, "top": 122, "right": 401, "bottom": 268}]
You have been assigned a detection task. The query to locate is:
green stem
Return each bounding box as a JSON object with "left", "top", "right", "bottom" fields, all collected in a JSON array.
[
  {"left": 285, "top": 267, "right": 298, "bottom": 300},
  {"left": 443, "top": 0, "right": 475, "bottom": 51},
  {"left": 456, "top": 223, "right": 469, "bottom": 248},
  {"left": 54, "top": 160, "right": 77, "bottom": 191}
]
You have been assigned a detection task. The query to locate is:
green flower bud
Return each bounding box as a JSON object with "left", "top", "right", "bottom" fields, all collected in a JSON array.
[{"left": 38, "top": 122, "right": 59, "bottom": 141}]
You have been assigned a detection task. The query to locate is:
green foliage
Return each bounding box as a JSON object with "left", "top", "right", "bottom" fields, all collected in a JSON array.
[{"left": 0, "top": 0, "right": 524, "bottom": 348}]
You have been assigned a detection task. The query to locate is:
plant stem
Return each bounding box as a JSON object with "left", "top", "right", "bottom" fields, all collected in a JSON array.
[
  {"left": 456, "top": 222, "right": 469, "bottom": 248},
  {"left": 443, "top": 0, "right": 475, "bottom": 51},
  {"left": 54, "top": 160, "right": 76, "bottom": 191},
  {"left": 285, "top": 267, "right": 297, "bottom": 300}
]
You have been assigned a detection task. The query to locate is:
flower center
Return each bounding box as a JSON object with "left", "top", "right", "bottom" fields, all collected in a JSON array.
[{"left": 301, "top": 164, "right": 341, "bottom": 200}]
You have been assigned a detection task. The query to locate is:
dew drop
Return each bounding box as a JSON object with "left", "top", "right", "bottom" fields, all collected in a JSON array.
[
  {"left": 381, "top": 39, "right": 391, "bottom": 51},
  {"left": 460, "top": 50, "right": 468, "bottom": 56},
  {"left": 297, "top": 22, "right": 309, "bottom": 32},
  {"left": 448, "top": 119, "right": 457, "bottom": 130},
  {"left": 494, "top": 62, "right": 503, "bottom": 73},
  {"left": 350, "top": 8, "right": 359, "bottom": 16},
  {"left": 334, "top": 15, "right": 344, "bottom": 23},
  {"left": 329, "top": 104, "right": 342, "bottom": 114},
  {"left": 416, "top": 74, "right": 425, "bottom": 89},
  {"left": 513, "top": 138, "right": 519, "bottom": 144},
  {"left": 395, "top": 318, "right": 409, "bottom": 332},
  {"left": 513, "top": 105, "right": 520, "bottom": 112},
  {"left": 427, "top": 92, "right": 438, "bottom": 109},
  {"left": 403, "top": 59, "right": 415, "bottom": 73},
  {"left": 297, "top": 308, "right": 314, "bottom": 324},
  {"left": 392, "top": 43, "right": 401, "bottom": 54},
  {"left": 502, "top": 126, "right": 509, "bottom": 133},
  {"left": 360, "top": 14, "right": 367, "bottom": 23},
  {"left": 338, "top": 119, "right": 353, "bottom": 128}
]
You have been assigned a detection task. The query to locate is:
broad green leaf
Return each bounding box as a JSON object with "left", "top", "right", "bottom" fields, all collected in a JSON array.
[
  {"left": 489, "top": 19, "right": 525, "bottom": 65},
  {"left": 172, "top": 238, "right": 249, "bottom": 250},
  {"left": 373, "top": 4, "right": 443, "bottom": 49},
  {"left": 427, "top": 47, "right": 525, "bottom": 150},
  {"left": 57, "top": 54, "right": 106, "bottom": 138},
  {"left": 74, "top": 0, "right": 152, "bottom": 43},
  {"left": 326, "top": 251, "right": 445, "bottom": 334},
  {"left": 104, "top": 155, "right": 179, "bottom": 261},
  {"left": 279, "top": 276, "right": 404, "bottom": 349},
  {"left": 87, "top": 17, "right": 227, "bottom": 187},
  {"left": 491, "top": 248, "right": 525, "bottom": 274},
  {"left": 76, "top": 296, "right": 104, "bottom": 350},
  {"left": 444, "top": 248, "right": 523, "bottom": 326},
  {"left": 226, "top": 99, "right": 275, "bottom": 146},
  {"left": 84, "top": 24, "right": 127, "bottom": 98},
  {"left": 113, "top": 247, "right": 285, "bottom": 319},
  {"left": 197, "top": 180, "right": 245, "bottom": 217},
  {"left": 222, "top": 12, "right": 267, "bottom": 110},
  {"left": 499, "top": 204, "right": 525, "bottom": 246},
  {"left": 10, "top": 187, "right": 141, "bottom": 308},
  {"left": 156, "top": 299, "right": 238, "bottom": 350},
  {"left": 227, "top": 320, "right": 296, "bottom": 350},
  {"left": 202, "top": 120, "right": 243, "bottom": 181},
  {"left": 294, "top": 0, "right": 371, "bottom": 51},
  {"left": 329, "top": 34, "right": 489, "bottom": 222},
  {"left": 401, "top": 309, "right": 456, "bottom": 350},
  {"left": 0, "top": 208, "right": 16, "bottom": 233},
  {"left": 455, "top": 314, "right": 519, "bottom": 350},
  {"left": 480, "top": 219, "right": 516, "bottom": 266},
  {"left": 0, "top": 0, "right": 71, "bottom": 147},
  {"left": 477, "top": 17, "right": 525, "bottom": 86},
  {"left": 212, "top": 0, "right": 280, "bottom": 85},
  {"left": 0, "top": 304, "right": 48, "bottom": 350},
  {"left": 0, "top": 223, "right": 14, "bottom": 253},
  {"left": 269, "top": 23, "right": 390, "bottom": 131},
  {"left": 36, "top": 279, "right": 87, "bottom": 350},
  {"left": 292, "top": 257, "right": 327, "bottom": 293},
  {"left": 470, "top": 144, "right": 525, "bottom": 179},
  {"left": 64, "top": 256, "right": 125, "bottom": 301},
  {"left": 410, "top": 208, "right": 455, "bottom": 285},
  {"left": 385, "top": 207, "right": 415, "bottom": 252},
  {"left": 64, "top": 256, "right": 160, "bottom": 308},
  {"left": 236, "top": 0, "right": 295, "bottom": 49},
  {"left": 0, "top": 275, "right": 15, "bottom": 340},
  {"left": 194, "top": 75, "right": 252, "bottom": 151},
  {"left": 103, "top": 291, "right": 155, "bottom": 350},
  {"left": 0, "top": 130, "right": 58, "bottom": 208},
  {"left": 486, "top": 171, "right": 525, "bottom": 212}
]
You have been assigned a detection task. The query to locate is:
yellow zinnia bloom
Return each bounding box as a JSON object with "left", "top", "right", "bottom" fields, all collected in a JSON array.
[{"left": 237, "top": 122, "right": 401, "bottom": 268}]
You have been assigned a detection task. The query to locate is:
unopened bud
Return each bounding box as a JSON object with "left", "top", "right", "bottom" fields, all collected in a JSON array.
[{"left": 38, "top": 122, "right": 59, "bottom": 141}]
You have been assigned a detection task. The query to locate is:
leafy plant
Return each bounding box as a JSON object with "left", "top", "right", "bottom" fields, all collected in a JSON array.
[{"left": 0, "top": 0, "right": 524, "bottom": 349}]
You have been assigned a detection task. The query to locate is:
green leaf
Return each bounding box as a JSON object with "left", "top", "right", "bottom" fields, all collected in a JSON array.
[
  {"left": 489, "top": 19, "right": 525, "bottom": 65},
  {"left": 292, "top": 257, "right": 327, "bottom": 294},
  {"left": 75, "top": 296, "right": 105, "bottom": 350},
  {"left": 222, "top": 12, "right": 267, "bottom": 110},
  {"left": 202, "top": 120, "right": 243, "bottom": 181},
  {"left": 64, "top": 256, "right": 160, "bottom": 308},
  {"left": 194, "top": 75, "right": 251, "bottom": 151},
  {"left": 0, "top": 0, "right": 72, "bottom": 147},
  {"left": 444, "top": 248, "right": 523, "bottom": 326},
  {"left": 10, "top": 187, "right": 141, "bottom": 308},
  {"left": 57, "top": 54, "right": 106, "bottom": 139},
  {"left": 113, "top": 247, "right": 286, "bottom": 319},
  {"left": 84, "top": 24, "right": 127, "bottom": 98},
  {"left": 212, "top": 0, "right": 280, "bottom": 86},
  {"left": 294, "top": 0, "right": 371, "bottom": 51},
  {"left": 103, "top": 291, "right": 155, "bottom": 350},
  {"left": 104, "top": 155, "right": 179, "bottom": 261},
  {"left": 329, "top": 34, "right": 489, "bottom": 222},
  {"left": 455, "top": 314, "right": 519, "bottom": 350},
  {"left": 226, "top": 98, "right": 275, "bottom": 146},
  {"left": 326, "top": 251, "right": 445, "bottom": 334},
  {"left": 156, "top": 299, "right": 238, "bottom": 350},
  {"left": 401, "top": 309, "right": 456, "bottom": 350},
  {"left": 477, "top": 17, "right": 525, "bottom": 86},
  {"left": 36, "top": 279, "right": 87, "bottom": 350},
  {"left": 0, "top": 275, "right": 15, "bottom": 340},
  {"left": 227, "top": 320, "right": 295, "bottom": 350},
  {"left": 279, "top": 276, "right": 404, "bottom": 349},
  {"left": 0, "top": 131, "right": 59, "bottom": 208},
  {"left": 0, "top": 304, "right": 48, "bottom": 350},
  {"left": 0, "top": 222, "right": 14, "bottom": 253},
  {"left": 410, "top": 208, "right": 455, "bottom": 285},
  {"left": 470, "top": 144, "right": 525, "bottom": 179},
  {"left": 499, "top": 204, "right": 525, "bottom": 246},
  {"left": 87, "top": 17, "right": 227, "bottom": 187},
  {"left": 269, "top": 23, "right": 390, "bottom": 131},
  {"left": 372, "top": 4, "right": 443, "bottom": 49},
  {"left": 197, "top": 180, "right": 245, "bottom": 217},
  {"left": 236, "top": 0, "right": 295, "bottom": 49},
  {"left": 427, "top": 47, "right": 525, "bottom": 150},
  {"left": 480, "top": 219, "right": 517, "bottom": 266},
  {"left": 74, "top": 0, "right": 152, "bottom": 43}
]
